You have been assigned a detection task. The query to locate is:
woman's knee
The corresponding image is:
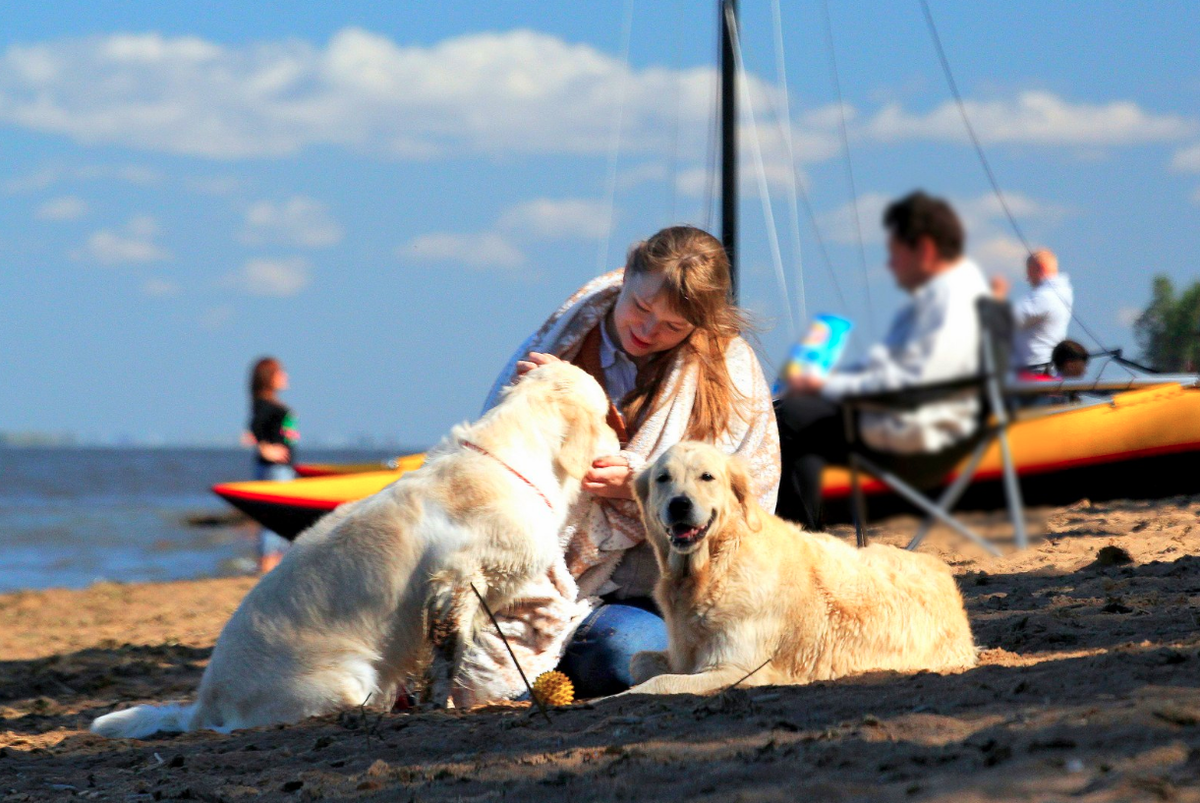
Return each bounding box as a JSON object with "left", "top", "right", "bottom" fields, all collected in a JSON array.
[{"left": 559, "top": 603, "right": 668, "bottom": 697}]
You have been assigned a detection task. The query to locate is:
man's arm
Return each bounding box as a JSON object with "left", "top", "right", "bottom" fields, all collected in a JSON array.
[
  {"left": 821, "top": 291, "right": 980, "bottom": 400},
  {"left": 1012, "top": 287, "right": 1050, "bottom": 329}
]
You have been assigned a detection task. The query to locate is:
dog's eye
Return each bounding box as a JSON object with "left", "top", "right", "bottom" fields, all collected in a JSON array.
[
  {"left": 699, "top": 472, "right": 715, "bottom": 482},
  {"left": 655, "top": 473, "right": 671, "bottom": 483}
]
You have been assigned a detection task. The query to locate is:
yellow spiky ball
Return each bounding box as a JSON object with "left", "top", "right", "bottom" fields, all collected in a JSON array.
[{"left": 532, "top": 670, "right": 575, "bottom": 707}]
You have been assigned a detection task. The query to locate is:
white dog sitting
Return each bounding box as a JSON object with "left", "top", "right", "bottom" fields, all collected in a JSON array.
[
  {"left": 91, "top": 362, "right": 617, "bottom": 738},
  {"left": 627, "top": 442, "right": 977, "bottom": 695}
]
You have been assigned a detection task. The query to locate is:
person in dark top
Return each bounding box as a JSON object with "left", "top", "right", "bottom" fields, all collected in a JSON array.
[{"left": 247, "top": 356, "right": 298, "bottom": 573}]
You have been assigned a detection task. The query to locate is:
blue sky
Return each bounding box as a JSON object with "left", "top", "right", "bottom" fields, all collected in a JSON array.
[{"left": 1, "top": 1, "right": 1197, "bottom": 447}]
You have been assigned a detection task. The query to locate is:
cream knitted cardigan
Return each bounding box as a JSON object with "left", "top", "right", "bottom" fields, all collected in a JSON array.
[{"left": 454, "top": 270, "right": 780, "bottom": 705}]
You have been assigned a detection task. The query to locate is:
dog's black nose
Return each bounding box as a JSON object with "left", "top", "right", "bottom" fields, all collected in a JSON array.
[{"left": 667, "top": 495, "right": 693, "bottom": 521}]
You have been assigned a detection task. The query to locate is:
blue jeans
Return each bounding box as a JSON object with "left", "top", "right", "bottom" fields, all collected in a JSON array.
[
  {"left": 254, "top": 462, "right": 295, "bottom": 557},
  {"left": 557, "top": 600, "right": 668, "bottom": 697}
]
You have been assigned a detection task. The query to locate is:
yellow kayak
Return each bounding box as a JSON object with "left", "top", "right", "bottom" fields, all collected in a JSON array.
[
  {"left": 215, "top": 384, "right": 1200, "bottom": 538},
  {"left": 294, "top": 453, "right": 426, "bottom": 478}
]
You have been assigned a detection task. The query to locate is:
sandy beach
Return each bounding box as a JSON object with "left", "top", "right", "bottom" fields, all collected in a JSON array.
[{"left": 4, "top": 497, "right": 1200, "bottom": 802}]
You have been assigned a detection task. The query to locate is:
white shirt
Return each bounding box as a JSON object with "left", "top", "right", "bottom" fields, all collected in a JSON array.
[
  {"left": 1012, "top": 274, "right": 1073, "bottom": 368},
  {"left": 822, "top": 258, "right": 990, "bottom": 454},
  {"left": 599, "top": 317, "right": 638, "bottom": 404}
]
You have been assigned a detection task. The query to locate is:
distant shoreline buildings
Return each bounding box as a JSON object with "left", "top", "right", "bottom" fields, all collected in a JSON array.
[{"left": 0, "top": 431, "right": 421, "bottom": 451}]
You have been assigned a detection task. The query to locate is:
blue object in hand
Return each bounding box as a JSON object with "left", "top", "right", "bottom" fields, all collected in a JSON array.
[{"left": 773, "top": 314, "right": 853, "bottom": 396}]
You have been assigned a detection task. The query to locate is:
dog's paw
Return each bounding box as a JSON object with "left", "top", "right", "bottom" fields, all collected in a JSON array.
[{"left": 629, "top": 651, "right": 670, "bottom": 685}]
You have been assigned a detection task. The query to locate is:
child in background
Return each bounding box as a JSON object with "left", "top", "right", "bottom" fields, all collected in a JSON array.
[{"left": 247, "top": 357, "right": 298, "bottom": 574}]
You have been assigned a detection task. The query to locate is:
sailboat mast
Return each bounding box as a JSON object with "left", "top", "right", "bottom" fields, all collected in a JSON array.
[{"left": 720, "top": 0, "right": 738, "bottom": 301}]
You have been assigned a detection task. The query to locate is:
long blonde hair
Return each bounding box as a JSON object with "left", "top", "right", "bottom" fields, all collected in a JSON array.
[{"left": 620, "top": 226, "right": 751, "bottom": 440}]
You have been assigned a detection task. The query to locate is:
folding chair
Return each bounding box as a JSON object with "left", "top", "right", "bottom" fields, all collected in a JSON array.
[{"left": 840, "top": 298, "right": 1028, "bottom": 556}]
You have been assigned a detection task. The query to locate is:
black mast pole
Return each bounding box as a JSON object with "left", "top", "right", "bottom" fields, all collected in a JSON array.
[{"left": 720, "top": 0, "right": 738, "bottom": 302}]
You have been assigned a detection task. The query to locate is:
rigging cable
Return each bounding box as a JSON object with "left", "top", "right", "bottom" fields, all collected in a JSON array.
[
  {"left": 918, "top": 0, "right": 1117, "bottom": 364},
  {"left": 821, "top": 0, "right": 876, "bottom": 340},
  {"left": 667, "top": 0, "right": 685, "bottom": 222},
  {"left": 725, "top": 2, "right": 797, "bottom": 340},
  {"left": 597, "top": 0, "right": 635, "bottom": 275},
  {"left": 769, "top": 0, "right": 808, "bottom": 327},
  {"left": 918, "top": 0, "right": 1030, "bottom": 254},
  {"left": 703, "top": 10, "right": 722, "bottom": 232}
]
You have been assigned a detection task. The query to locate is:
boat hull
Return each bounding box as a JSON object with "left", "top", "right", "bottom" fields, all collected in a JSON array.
[{"left": 213, "top": 384, "right": 1200, "bottom": 538}]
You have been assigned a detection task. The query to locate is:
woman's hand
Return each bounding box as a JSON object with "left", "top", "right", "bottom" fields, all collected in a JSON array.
[
  {"left": 515, "top": 351, "right": 565, "bottom": 378},
  {"left": 582, "top": 454, "right": 633, "bottom": 499},
  {"left": 257, "top": 442, "right": 291, "bottom": 464},
  {"left": 786, "top": 372, "right": 825, "bottom": 396}
]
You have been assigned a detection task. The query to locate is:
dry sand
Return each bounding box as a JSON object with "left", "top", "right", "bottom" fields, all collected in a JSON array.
[{"left": 4, "top": 497, "right": 1200, "bottom": 801}]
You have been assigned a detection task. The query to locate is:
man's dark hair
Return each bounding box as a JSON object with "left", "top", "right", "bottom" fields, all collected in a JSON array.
[
  {"left": 883, "top": 191, "right": 965, "bottom": 261},
  {"left": 1051, "top": 339, "right": 1089, "bottom": 370}
]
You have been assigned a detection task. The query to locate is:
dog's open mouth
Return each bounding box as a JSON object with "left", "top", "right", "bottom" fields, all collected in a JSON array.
[{"left": 668, "top": 512, "right": 716, "bottom": 547}]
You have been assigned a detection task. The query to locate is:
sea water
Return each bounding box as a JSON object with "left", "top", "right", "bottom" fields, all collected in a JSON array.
[{"left": 0, "top": 447, "right": 409, "bottom": 593}]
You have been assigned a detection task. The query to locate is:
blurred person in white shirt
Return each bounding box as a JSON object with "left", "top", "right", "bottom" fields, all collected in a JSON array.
[
  {"left": 775, "top": 190, "right": 989, "bottom": 530},
  {"left": 991, "top": 249, "right": 1073, "bottom": 370}
]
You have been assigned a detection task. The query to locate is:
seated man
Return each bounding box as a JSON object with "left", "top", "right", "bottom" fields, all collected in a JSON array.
[{"left": 775, "top": 190, "right": 990, "bottom": 530}]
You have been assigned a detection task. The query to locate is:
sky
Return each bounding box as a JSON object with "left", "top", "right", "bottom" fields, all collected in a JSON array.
[{"left": 1, "top": 1, "right": 1198, "bottom": 448}]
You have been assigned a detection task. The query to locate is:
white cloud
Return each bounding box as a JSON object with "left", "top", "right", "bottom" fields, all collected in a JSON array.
[
  {"left": 223, "top": 256, "right": 312, "bottom": 296},
  {"left": 1173, "top": 143, "right": 1200, "bottom": 173},
  {"left": 2, "top": 29, "right": 1187, "bottom": 205},
  {"left": 34, "top": 195, "right": 88, "bottom": 221},
  {"left": 865, "top": 91, "right": 1196, "bottom": 147},
  {"left": 818, "top": 192, "right": 892, "bottom": 246},
  {"left": 241, "top": 196, "right": 343, "bottom": 247},
  {"left": 817, "top": 191, "right": 1067, "bottom": 277},
  {"left": 1117, "top": 306, "right": 1142, "bottom": 328},
  {"left": 972, "top": 235, "right": 1030, "bottom": 278},
  {"left": 142, "top": 277, "right": 180, "bottom": 296},
  {"left": 72, "top": 215, "right": 169, "bottom": 264},
  {"left": 185, "top": 175, "right": 244, "bottom": 195},
  {"left": 397, "top": 195, "right": 623, "bottom": 273},
  {"left": 0, "top": 28, "right": 815, "bottom": 169},
  {"left": 399, "top": 232, "right": 524, "bottom": 270},
  {"left": 5, "top": 164, "right": 161, "bottom": 193},
  {"left": 617, "top": 162, "right": 668, "bottom": 190},
  {"left": 498, "top": 198, "right": 610, "bottom": 240}
]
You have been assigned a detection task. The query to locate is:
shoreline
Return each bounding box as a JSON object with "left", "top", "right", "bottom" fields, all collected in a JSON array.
[{"left": 4, "top": 497, "right": 1200, "bottom": 800}]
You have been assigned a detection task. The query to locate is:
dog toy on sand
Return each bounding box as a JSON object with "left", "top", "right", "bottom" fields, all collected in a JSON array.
[{"left": 532, "top": 671, "right": 575, "bottom": 707}]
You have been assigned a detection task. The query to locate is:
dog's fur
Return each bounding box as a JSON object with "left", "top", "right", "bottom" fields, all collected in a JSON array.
[
  {"left": 91, "top": 363, "right": 618, "bottom": 738},
  {"left": 627, "top": 442, "right": 977, "bottom": 695}
]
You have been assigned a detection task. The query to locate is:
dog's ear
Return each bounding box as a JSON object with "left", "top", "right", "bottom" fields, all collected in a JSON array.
[
  {"left": 726, "top": 456, "right": 763, "bottom": 532},
  {"left": 556, "top": 399, "right": 601, "bottom": 480},
  {"left": 633, "top": 463, "right": 653, "bottom": 512}
]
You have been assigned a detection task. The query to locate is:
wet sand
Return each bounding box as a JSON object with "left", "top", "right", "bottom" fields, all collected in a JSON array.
[{"left": 4, "top": 497, "right": 1200, "bottom": 801}]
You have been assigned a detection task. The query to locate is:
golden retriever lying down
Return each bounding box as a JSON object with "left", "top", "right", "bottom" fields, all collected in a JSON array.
[
  {"left": 91, "top": 363, "right": 617, "bottom": 738},
  {"left": 626, "top": 442, "right": 977, "bottom": 695}
]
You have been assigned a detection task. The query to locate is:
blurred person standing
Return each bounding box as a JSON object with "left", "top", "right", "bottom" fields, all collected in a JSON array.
[
  {"left": 247, "top": 357, "right": 298, "bottom": 574},
  {"left": 991, "top": 249, "right": 1073, "bottom": 370}
]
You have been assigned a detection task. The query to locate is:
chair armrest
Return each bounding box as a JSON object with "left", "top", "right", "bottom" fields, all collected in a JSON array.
[{"left": 839, "top": 374, "right": 987, "bottom": 412}]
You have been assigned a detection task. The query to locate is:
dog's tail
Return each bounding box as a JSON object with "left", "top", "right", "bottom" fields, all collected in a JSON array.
[{"left": 90, "top": 702, "right": 196, "bottom": 739}]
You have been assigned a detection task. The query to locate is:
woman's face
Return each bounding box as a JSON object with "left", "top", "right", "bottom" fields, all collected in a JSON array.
[
  {"left": 611, "top": 272, "right": 695, "bottom": 358},
  {"left": 273, "top": 368, "right": 289, "bottom": 392}
]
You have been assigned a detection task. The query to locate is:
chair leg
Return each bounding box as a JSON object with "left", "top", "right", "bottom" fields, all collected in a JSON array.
[
  {"left": 981, "top": 345, "right": 1029, "bottom": 551},
  {"left": 997, "top": 425, "right": 1028, "bottom": 549},
  {"left": 907, "top": 437, "right": 993, "bottom": 551},
  {"left": 856, "top": 454, "right": 1002, "bottom": 558},
  {"left": 849, "top": 453, "right": 869, "bottom": 548}
]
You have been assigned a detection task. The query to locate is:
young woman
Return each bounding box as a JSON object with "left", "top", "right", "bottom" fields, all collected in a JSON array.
[
  {"left": 457, "top": 225, "right": 780, "bottom": 705},
  {"left": 247, "top": 357, "right": 299, "bottom": 574}
]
